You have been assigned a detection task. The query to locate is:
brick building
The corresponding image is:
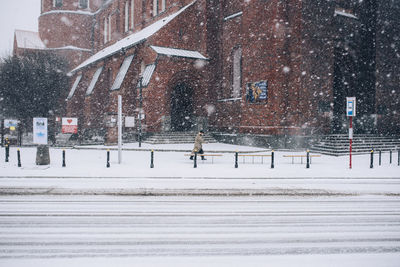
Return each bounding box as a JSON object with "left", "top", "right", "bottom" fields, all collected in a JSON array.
[{"left": 16, "top": 0, "right": 400, "bottom": 145}]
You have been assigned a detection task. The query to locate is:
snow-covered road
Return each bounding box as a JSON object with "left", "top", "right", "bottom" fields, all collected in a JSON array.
[{"left": 1, "top": 195, "right": 399, "bottom": 266}]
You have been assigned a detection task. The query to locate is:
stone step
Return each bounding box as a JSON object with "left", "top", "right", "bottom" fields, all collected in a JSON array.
[
  {"left": 310, "top": 134, "right": 400, "bottom": 156},
  {"left": 144, "top": 132, "right": 218, "bottom": 144}
]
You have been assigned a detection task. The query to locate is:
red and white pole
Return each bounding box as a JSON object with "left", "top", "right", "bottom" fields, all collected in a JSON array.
[{"left": 349, "top": 116, "right": 353, "bottom": 169}]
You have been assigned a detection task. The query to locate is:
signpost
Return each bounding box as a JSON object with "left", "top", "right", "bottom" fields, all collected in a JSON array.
[
  {"left": 118, "top": 95, "right": 122, "bottom": 164},
  {"left": 346, "top": 97, "right": 356, "bottom": 169}
]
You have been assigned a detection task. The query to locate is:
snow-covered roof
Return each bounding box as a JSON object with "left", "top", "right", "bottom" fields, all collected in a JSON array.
[
  {"left": 137, "top": 64, "right": 156, "bottom": 88},
  {"left": 67, "top": 74, "right": 82, "bottom": 99},
  {"left": 150, "top": 46, "right": 207, "bottom": 60},
  {"left": 14, "top": 30, "right": 46, "bottom": 50},
  {"left": 111, "top": 55, "right": 134, "bottom": 90},
  {"left": 86, "top": 66, "right": 103, "bottom": 95},
  {"left": 70, "top": 1, "right": 196, "bottom": 73}
]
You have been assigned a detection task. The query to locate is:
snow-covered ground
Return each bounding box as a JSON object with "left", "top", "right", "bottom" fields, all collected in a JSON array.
[
  {"left": 0, "top": 143, "right": 399, "bottom": 266},
  {"left": 0, "top": 195, "right": 399, "bottom": 266},
  {"left": 1, "top": 143, "right": 399, "bottom": 195},
  {"left": 1, "top": 143, "right": 399, "bottom": 180}
]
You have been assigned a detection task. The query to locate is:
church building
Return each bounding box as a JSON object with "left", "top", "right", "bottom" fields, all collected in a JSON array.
[{"left": 15, "top": 0, "right": 400, "bottom": 145}]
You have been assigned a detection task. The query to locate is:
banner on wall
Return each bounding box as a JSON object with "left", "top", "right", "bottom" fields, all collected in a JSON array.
[
  {"left": 62, "top": 118, "right": 78, "bottom": 134},
  {"left": 246, "top": 81, "right": 268, "bottom": 103}
]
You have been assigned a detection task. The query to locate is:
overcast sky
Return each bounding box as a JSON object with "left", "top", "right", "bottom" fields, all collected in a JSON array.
[{"left": 0, "top": 0, "right": 41, "bottom": 58}]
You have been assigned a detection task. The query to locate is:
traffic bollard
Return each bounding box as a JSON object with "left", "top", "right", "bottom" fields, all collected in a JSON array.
[
  {"left": 62, "top": 150, "right": 66, "bottom": 167},
  {"left": 106, "top": 150, "right": 110, "bottom": 168},
  {"left": 17, "top": 149, "right": 21, "bottom": 167},
  {"left": 271, "top": 150, "right": 274, "bottom": 169},
  {"left": 5, "top": 144, "right": 9, "bottom": 162},
  {"left": 306, "top": 150, "right": 310, "bottom": 169},
  {"left": 235, "top": 151, "right": 238, "bottom": 168},
  {"left": 150, "top": 150, "right": 154, "bottom": 168},
  {"left": 379, "top": 150, "right": 381, "bottom": 166},
  {"left": 370, "top": 149, "right": 374, "bottom": 169},
  {"left": 194, "top": 152, "right": 197, "bottom": 168},
  {"left": 398, "top": 150, "right": 400, "bottom": 166}
]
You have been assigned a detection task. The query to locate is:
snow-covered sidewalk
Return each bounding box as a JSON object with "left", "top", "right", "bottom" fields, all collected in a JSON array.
[{"left": 1, "top": 143, "right": 399, "bottom": 196}]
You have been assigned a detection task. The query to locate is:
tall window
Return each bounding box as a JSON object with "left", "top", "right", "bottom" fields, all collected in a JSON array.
[
  {"left": 232, "top": 47, "right": 242, "bottom": 98},
  {"left": 124, "top": 1, "right": 129, "bottom": 32},
  {"left": 108, "top": 15, "right": 112, "bottom": 41},
  {"left": 130, "top": 0, "right": 134, "bottom": 30},
  {"left": 54, "top": 0, "right": 63, "bottom": 7},
  {"left": 104, "top": 17, "right": 108, "bottom": 44},
  {"left": 153, "top": 0, "right": 158, "bottom": 16},
  {"left": 79, "top": 0, "right": 88, "bottom": 8},
  {"left": 161, "top": 0, "right": 166, "bottom": 12}
]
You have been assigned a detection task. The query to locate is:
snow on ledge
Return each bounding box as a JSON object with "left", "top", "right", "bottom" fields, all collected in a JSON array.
[
  {"left": 150, "top": 46, "right": 207, "bottom": 60},
  {"left": 334, "top": 9, "right": 358, "bottom": 19},
  {"left": 224, "top": 11, "right": 243, "bottom": 21},
  {"left": 40, "top": 10, "right": 94, "bottom": 16}
]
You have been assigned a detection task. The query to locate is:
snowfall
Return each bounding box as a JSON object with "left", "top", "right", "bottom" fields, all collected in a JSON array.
[{"left": 0, "top": 142, "right": 399, "bottom": 266}]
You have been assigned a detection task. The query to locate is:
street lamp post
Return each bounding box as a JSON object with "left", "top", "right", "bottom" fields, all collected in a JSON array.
[{"left": 138, "top": 77, "right": 143, "bottom": 148}]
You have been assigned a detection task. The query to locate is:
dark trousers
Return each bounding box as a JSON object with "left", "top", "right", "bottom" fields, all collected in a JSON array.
[{"left": 190, "top": 149, "right": 205, "bottom": 160}]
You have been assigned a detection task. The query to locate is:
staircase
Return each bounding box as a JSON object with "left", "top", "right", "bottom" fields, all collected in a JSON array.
[
  {"left": 144, "top": 132, "right": 218, "bottom": 144},
  {"left": 310, "top": 134, "right": 400, "bottom": 156}
]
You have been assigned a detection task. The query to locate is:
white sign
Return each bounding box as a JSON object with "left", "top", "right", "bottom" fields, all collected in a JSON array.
[
  {"left": 33, "top": 118, "right": 48, "bottom": 145},
  {"left": 346, "top": 97, "right": 356, "bottom": 117},
  {"left": 125, "top": 116, "right": 135, "bottom": 127},
  {"left": 4, "top": 119, "right": 19, "bottom": 128},
  {"left": 62, "top": 117, "right": 78, "bottom": 134}
]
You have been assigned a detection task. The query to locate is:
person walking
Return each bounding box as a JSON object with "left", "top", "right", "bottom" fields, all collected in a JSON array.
[{"left": 190, "top": 130, "right": 206, "bottom": 160}]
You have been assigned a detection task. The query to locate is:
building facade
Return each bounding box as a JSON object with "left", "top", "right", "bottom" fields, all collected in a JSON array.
[{"left": 22, "top": 0, "right": 400, "bottom": 144}]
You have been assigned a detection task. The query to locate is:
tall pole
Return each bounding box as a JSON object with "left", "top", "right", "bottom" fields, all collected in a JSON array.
[
  {"left": 138, "top": 77, "right": 143, "bottom": 148},
  {"left": 349, "top": 116, "right": 353, "bottom": 169},
  {"left": 118, "top": 95, "right": 122, "bottom": 164},
  {"left": 1, "top": 118, "right": 4, "bottom": 147}
]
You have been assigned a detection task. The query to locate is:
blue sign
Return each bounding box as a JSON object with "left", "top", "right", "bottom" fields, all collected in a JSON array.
[
  {"left": 246, "top": 81, "right": 268, "bottom": 103},
  {"left": 346, "top": 97, "right": 356, "bottom": 117}
]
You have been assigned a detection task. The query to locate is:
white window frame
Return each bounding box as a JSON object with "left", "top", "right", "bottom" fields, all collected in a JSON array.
[
  {"left": 124, "top": 1, "right": 129, "bottom": 32},
  {"left": 232, "top": 47, "right": 242, "bottom": 98}
]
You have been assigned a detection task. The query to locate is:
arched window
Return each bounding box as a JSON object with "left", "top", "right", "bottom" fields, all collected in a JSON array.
[{"left": 232, "top": 47, "right": 242, "bottom": 98}]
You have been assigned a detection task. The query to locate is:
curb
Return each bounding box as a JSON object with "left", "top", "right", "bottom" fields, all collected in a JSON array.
[{"left": 0, "top": 187, "right": 358, "bottom": 196}]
